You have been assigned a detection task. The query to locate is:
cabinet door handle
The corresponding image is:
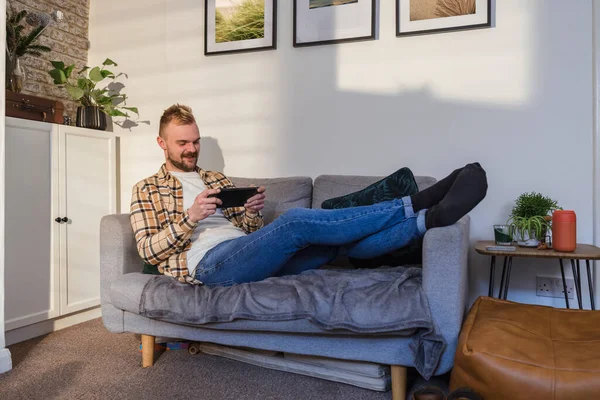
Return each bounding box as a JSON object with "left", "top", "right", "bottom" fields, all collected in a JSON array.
[
  {"left": 55, "top": 217, "right": 62, "bottom": 223},
  {"left": 61, "top": 217, "right": 68, "bottom": 223}
]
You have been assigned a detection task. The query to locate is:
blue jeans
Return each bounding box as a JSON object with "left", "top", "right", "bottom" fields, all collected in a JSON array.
[{"left": 194, "top": 196, "right": 427, "bottom": 286}]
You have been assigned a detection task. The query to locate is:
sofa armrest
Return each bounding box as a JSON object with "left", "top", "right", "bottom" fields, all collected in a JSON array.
[
  {"left": 422, "top": 215, "right": 470, "bottom": 342},
  {"left": 100, "top": 213, "right": 141, "bottom": 332}
]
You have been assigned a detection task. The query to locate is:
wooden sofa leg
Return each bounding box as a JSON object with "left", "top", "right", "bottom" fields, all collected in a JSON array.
[
  {"left": 142, "top": 335, "right": 155, "bottom": 367},
  {"left": 391, "top": 365, "right": 407, "bottom": 400}
]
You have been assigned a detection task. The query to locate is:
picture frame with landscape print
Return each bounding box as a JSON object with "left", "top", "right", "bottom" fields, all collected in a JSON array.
[
  {"left": 396, "top": 0, "right": 491, "bottom": 37},
  {"left": 294, "top": 0, "right": 376, "bottom": 47},
  {"left": 205, "top": 0, "right": 277, "bottom": 55}
]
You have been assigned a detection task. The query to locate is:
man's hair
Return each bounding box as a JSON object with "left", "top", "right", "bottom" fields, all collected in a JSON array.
[{"left": 159, "top": 104, "right": 196, "bottom": 138}]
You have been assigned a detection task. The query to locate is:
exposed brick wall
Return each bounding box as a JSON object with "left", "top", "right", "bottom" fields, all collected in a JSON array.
[{"left": 8, "top": 0, "right": 90, "bottom": 119}]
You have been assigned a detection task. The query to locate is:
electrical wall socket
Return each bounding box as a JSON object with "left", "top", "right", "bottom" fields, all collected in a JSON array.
[{"left": 536, "top": 276, "right": 574, "bottom": 299}]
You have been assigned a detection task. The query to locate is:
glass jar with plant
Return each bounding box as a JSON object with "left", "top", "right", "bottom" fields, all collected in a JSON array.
[
  {"left": 5, "top": 7, "right": 63, "bottom": 92},
  {"left": 507, "top": 192, "right": 561, "bottom": 247},
  {"left": 48, "top": 58, "right": 138, "bottom": 130}
]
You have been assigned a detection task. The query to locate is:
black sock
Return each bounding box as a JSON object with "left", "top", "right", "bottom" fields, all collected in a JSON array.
[
  {"left": 425, "top": 163, "right": 487, "bottom": 229},
  {"left": 410, "top": 162, "right": 480, "bottom": 211}
]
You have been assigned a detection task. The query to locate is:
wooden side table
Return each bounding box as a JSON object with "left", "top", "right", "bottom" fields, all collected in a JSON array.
[{"left": 475, "top": 241, "right": 600, "bottom": 309}]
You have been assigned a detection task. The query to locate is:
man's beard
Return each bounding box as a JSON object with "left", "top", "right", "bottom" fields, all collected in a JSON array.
[{"left": 168, "top": 150, "right": 198, "bottom": 172}]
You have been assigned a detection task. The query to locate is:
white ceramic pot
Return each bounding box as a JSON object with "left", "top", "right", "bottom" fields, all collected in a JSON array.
[{"left": 515, "top": 230, "right": 540, "bottom": 247}]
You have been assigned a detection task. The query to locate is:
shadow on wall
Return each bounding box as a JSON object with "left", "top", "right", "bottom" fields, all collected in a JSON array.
[
  {"left": 104, "top": 81, "right": 152, "bottom": 131},
  {"left": 270, "top": 1, "right": 594, "bottom": 308},
  {"left": 114, "top": 119, "right": 152, "bottom": 131},
  {"left": 199, "top": 136, "right": 226, "bottom": 172}
]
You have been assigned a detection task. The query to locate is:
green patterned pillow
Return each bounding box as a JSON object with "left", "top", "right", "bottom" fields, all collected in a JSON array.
[
  {"left": 321, "top": 167, "right": 419, "bottom": 209},
  {"left": 143, "top": 262, "right": 161, "bottom": 275}
]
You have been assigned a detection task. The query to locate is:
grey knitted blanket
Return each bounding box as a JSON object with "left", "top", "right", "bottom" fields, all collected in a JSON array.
[{"left": 139, "top": 266, "right": 445, "bottom": 378}]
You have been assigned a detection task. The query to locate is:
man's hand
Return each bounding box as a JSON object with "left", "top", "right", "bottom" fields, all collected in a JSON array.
[
  {"left": 188, "top": 188, "right": 222, "bottom": 223},
  {"left": 244, "top": 186, "right": 266, "bottom": 215}
]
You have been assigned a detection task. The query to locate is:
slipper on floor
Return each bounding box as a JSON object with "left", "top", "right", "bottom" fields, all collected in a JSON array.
[
  {"left": 412, "top": 387, "right": 445, "bottom": 400},
  {"left": 447, "top": 387, "right": 482, "bottom": 400}
]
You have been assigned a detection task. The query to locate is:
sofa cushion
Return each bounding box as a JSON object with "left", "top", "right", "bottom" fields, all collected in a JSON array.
[
  {"left": 312, "top": 175, "right": 436, "bottom": 210},
  {"left": 230, "top": 176, "right": 313, "bottom": 224}
]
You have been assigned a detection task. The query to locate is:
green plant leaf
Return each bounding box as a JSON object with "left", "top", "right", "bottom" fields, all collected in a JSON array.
[
  {"left": 49, "top": 69, "right": 67, "bottom": 84},
  {"left": 15, "top": 25, "right": 45, "bottom": 57},
  {"left": 14, "top": 10, "right": 26, "bottom": 24},
  {"left": 65, "top": 64, "right": 75, "bottom": 79},
  {"left": 89, "top": 67, "right": 103, "bottom": 82},
  {"left": 122, "top": 106, "right": 139, "bottom": 115},
  {"left": 51, "top": 61, "right": 65, "bottom": 70},
  {"left": 102, "top": 58, "right": 117, "bottom": 67},
  {"left": 28, "top": 44, "right": 51, "bottom": 52},
  {"left": 77, "top": 78, "right": 88, "bottom": 90},
  {"left": 95, "top": 96, "right": 113, "bottom": 105},
  {"left": 14, "top": 25, "right": 24, "bottom": 37},
  {"left": 108, "top": 109, "right": 128, "bottom": 117},
  {"left": 78, "top": 66, "right": 90, "bottom": 74},
  {"left": 65, "top": 83, "right": 85, "bottom": 100},
  {"left": 100, "top": 70, "right": 115, "bottom": 79}
]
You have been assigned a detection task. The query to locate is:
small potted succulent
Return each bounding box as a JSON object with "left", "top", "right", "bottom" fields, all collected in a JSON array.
[
  {"left": 48, "top": 58, "right": 138, "bottom": 130},
  {"left": 507, "top": 192, "right": 561, "bottom": 247}
]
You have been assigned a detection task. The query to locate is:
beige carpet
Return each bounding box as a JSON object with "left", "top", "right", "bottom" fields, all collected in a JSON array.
[{"left": 0, "top": 318, "right": 399, "bottom": 400}]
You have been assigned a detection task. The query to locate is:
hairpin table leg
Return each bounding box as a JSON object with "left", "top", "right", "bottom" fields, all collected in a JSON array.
[
  {"left": 503, "top": 257, "right": 513, "bottom": 300},
  {"left": 559, "top": 259, "right": 570, "bottom": 309},
  {"left": 488, "top": 256, "right": 496, "bottom": 297},
  {"left": 571, "top": 259, "right": 582, "bottom": 309},
  {"left": 587, "top": 259, "right": 595, "bottom": 310}
]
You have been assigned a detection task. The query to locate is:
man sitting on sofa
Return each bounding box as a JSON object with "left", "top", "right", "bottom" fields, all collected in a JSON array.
[{"left": 130, "top": 104, "right": 487, "bottom": 286}]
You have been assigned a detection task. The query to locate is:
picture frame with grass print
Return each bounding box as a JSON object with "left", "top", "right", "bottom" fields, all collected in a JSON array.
[
  {"left": 396, "top": 0, "right": 491, "bottom": 37},
  {"left": 205, "top": 0, "right": 277, "bottom": 56}
]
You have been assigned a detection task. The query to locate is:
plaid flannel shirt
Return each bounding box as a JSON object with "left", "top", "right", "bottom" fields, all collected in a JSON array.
[{"left": 130, "top": 164, "right": 264, "bottom": 285}]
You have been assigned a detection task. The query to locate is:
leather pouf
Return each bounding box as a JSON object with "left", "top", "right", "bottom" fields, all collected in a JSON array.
[{"left": 450, "top": 297, "right": 600, "bottom": 400}]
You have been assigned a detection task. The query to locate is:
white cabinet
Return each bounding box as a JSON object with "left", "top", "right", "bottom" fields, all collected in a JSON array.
[{"left": 5, "top": 117, "right": 118, "bottom": 331}]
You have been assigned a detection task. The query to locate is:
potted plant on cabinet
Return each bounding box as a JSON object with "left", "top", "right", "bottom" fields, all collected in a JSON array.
[
  {"left": 48, "top": 58, "right": 138, "bottom": 130},
  {"left": 507, "top": 192, "right": 561, "bottom": 247}
]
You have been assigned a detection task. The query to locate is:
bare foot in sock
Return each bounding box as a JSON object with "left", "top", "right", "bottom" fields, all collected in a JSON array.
[
  {"left": 410, "top": 162, "right": 481, "bottom": 212},
  {"left": 425, "top": 163, "right": 487, "bottom": 229}
]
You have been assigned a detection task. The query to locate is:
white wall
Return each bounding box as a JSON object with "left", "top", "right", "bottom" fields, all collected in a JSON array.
[
  {"left": 89, "top": 0, "right": 595, "bottom": 307},
  {"left": 1, "top": 0, "right": 14, "bottom": 374},
  {"left": 593, "top": 0, "right": 600, "bottom": 303}
]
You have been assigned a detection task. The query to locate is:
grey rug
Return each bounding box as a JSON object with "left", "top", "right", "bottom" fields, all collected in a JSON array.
[{"left": 0, "top": 318, "right": 402, "bottom": 400}]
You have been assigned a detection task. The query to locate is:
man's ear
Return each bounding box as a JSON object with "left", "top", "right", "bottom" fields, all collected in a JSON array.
[{"left": 157, "top": 135, "right": 167, "bottom": 151}]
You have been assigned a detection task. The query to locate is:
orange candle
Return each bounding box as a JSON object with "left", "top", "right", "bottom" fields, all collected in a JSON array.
[{"left": 552, "top": 210, "right": 577, "bottom": 252}]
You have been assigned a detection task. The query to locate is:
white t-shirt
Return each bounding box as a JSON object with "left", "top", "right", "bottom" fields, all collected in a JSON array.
[{"left": 170, "top": 171, "right": 247, "bottom": 275}]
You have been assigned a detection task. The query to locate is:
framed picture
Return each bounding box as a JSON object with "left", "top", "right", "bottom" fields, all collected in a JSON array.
[
  {"left": 205, "top": 0, "right": 277, "bottom": 55},
  {"left": 396, "top": 0, "right": 491, "bottom": 37},
  {"left": 294, "top": 0, "right": 376, "bottom": 47}
]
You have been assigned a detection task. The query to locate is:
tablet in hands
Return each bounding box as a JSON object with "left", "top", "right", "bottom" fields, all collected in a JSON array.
[{"left": 209, "top": 187, "right": 259, "bottom": 208}]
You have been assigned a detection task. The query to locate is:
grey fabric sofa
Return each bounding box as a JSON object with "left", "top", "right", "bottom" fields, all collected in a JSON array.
[{"left": 100, "top": 174, "right": 470, "bottom": 400}]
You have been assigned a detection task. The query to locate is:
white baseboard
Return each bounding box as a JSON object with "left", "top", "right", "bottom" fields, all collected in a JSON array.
[
  {"left": 0, "top": 348, "right": 12, "bottom": 374},
  {"left": 5, "top": 307, "right": 101, "bottom": 347}
]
